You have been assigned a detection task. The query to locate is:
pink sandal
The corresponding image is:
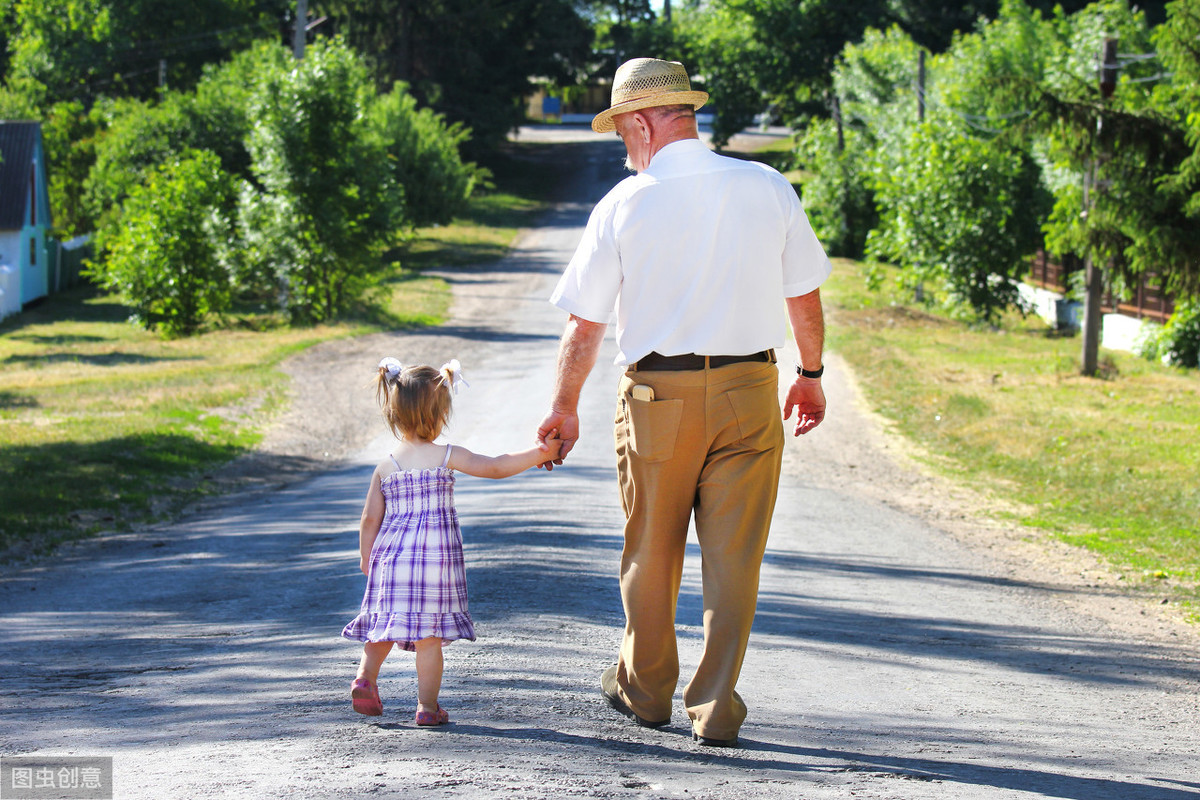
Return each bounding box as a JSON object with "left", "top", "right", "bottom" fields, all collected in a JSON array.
[
  {"left": 414, "top": 704, "right": 449, "bottom": 726},
  {"left": 351, "top": 678, "right": 383, "bottom": 716}
]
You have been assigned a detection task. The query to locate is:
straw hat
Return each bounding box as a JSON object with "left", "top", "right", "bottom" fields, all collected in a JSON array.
[{"left": 591, "top": 58, "right": 709, "bottom": 134}]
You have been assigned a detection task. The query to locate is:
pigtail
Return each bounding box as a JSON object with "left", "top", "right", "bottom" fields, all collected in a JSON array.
[
  {"left": 376, "top": 357, "right": 404, "bottom": 435},
  {"left": 439, "top": 359, "right": 469, "bottom": 395}
]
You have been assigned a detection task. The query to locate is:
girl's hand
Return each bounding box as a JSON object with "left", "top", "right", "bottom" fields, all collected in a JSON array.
[
  {"left": 541, "top": 432, "right": 563, "bottom": 462},
  {"left": 360, "top": 556, "right": 370, "bottom": 576},
  {"left": 536, "top": 411, "right": 578, "bottom": 469}
]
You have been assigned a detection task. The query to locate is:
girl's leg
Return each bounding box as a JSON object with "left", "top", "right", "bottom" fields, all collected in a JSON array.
[
  {"left": 357, "top": 641, "right": 394, "bottom": 684},
  {"left": 414, "top": 637, "right": 444, "bottom": 713},
  {"left": 352, "top": 641, "right": 393, "bottom": 716}
]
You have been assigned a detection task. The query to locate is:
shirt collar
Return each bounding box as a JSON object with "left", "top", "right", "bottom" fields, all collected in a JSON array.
[{"left": 644, "top": 138, "right": 709, "bottom": 176}]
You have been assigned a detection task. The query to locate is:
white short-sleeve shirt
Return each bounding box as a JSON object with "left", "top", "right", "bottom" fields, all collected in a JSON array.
[{"left": 550, "top": 138, "right": 832, "bottom": 366}]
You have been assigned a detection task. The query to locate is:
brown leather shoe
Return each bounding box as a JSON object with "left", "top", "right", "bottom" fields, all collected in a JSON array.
[
  {"left": 692, "top": 729, "right": 739, "bottom": 748},
  {"left": 600, "top": 665, "right": 669, "bottom": 728}
]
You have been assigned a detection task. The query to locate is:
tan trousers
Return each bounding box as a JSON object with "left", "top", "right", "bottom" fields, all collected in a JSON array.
[{"left": 612, "top": 360, "right": 784, "bottom": 740}]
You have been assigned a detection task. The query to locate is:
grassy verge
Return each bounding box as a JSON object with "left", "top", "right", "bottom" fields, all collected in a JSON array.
[
  {"left": 0, "top": 144, "right": 563, "bottom": 557},
  {"left": 822, "top": 260, "right": 1200, "bottom": 618}
]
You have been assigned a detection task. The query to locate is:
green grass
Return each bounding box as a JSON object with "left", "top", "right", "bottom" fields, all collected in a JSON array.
[
  {"left": 0, "top": 145, "right": 563, "bottom": 558},
  {"left": 823, "top": 259, "right": 1200, "bottom": 616}
]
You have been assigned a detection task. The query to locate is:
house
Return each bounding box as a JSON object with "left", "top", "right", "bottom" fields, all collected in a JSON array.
[{"left": 0, "top": 121, "right": 53, "bottom": 319}]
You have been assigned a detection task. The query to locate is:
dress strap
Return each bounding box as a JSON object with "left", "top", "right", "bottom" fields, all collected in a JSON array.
[
  {"left": 440, "top": 444, "right": 453, "bottom": 469},
  {"left": 388, "top": 454, "right": 401, "bottom": 472}
]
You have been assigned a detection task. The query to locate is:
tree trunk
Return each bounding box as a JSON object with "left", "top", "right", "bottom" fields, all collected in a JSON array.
[{"left": 1080, "top": 254, "right": 1103, "bottom": 376}]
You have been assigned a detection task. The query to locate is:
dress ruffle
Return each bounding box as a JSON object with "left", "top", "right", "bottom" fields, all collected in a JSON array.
[{"left": 342, "top": 611, "right": 476, "bottom": 652}]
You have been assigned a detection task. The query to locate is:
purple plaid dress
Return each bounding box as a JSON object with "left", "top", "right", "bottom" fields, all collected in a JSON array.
[{"left": 342, "top": 446, "right": 476, "bottom": 652}]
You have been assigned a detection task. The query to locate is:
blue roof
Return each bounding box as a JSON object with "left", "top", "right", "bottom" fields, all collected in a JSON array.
[{"left": 0, "top": 121, "right": 41, "bottom": 230}]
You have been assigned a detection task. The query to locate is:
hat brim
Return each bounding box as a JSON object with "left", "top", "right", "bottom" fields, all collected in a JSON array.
[{"left": 591, "top": 91, "right": 709, "bottom": 133}]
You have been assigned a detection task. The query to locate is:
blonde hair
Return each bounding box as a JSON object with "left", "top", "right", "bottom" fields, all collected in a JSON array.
[{"left": 376, "top": 363, "right": 455, "bottom": 441}]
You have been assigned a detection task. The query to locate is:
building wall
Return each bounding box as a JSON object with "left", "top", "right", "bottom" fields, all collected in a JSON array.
[
  {"left": 0, "top": 230, "right": 20, "bottom": 268},
  {"left": 20, "top": 225, "right": 48, "bottom": 304},
  {"left": 0, "top": 230, "right": 21, "bottom": 320}
]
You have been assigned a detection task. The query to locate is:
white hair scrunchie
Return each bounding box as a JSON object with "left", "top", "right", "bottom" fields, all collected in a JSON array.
[
  {"left": 440, "top": 359, "right": 469, "bottom": 395},
  {"left": 378, "top": 357, "right": 403, "bottom": 379}
]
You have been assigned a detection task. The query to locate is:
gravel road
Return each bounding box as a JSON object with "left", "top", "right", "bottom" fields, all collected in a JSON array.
[{"left": 1, "top": 126, "right": 1198, "bottom": 800}]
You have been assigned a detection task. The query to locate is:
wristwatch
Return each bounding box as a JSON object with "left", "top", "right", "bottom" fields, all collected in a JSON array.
[{"left": 796, "top": 363, "right": 824, "bottom": 379}]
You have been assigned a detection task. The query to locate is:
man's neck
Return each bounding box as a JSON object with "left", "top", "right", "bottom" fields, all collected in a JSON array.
[{"left": 646, "top": 123, "right": 701, "bottom": 167}]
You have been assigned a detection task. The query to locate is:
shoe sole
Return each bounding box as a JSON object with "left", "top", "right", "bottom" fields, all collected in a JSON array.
[
  {"left": 693, "top": 732, "right": 738, "bottom": 748},
  {"left": 601, "top": 689, "right": 670, "bottom": 728}
]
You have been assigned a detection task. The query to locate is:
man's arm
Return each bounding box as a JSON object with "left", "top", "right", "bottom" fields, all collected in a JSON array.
[
  {"left": 782, "top": 289, "right": 826, "bottom": 436},
  {"left": 537, "top": 314, "right": 607, "bottom": 466}
]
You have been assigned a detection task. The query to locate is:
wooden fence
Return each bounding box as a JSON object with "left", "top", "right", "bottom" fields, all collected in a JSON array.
[{"left": 1026, "top": 250, "right": 1176, "bottom": 323}]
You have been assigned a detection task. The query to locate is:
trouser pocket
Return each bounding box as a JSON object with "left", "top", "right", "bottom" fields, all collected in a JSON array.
[
  {"left": 725, "top": 383, "right": 784, "bottom": 452},
  {"left": 625, "top": 393, "right": 684, "bottom": 463}
]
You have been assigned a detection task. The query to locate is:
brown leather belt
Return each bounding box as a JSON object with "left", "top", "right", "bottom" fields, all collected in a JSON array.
[{"left": 630, "top": 349, "right": 776, "bottom": 371}]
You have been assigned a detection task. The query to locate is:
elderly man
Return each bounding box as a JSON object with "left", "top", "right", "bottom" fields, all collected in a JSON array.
[{"left": 537, "top": 57, "right": 831, "bottom": 747}]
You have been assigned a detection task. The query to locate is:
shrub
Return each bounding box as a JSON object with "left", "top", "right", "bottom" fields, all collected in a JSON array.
[
  {"left": 89, "top": 150, "right": 234, "bottom": 337},
  {"left": 236, "top": 38, "right": 404, "bottom": 323},
  {"left": 1137, "top": 299, "right": 1200, "bottom": 368},
  {"left": 368, "top": 84, "right": 479, "bottom": 228},
  {"left": 796, "top": 120, "right": 877, "bottom": 259}
]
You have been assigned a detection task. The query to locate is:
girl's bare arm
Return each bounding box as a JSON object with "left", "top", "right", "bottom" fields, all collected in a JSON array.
[
  {"left": 448, "top": 439, "right": 562, "bottom": 479},
  {"left": 358, "top": 468, "right": 385, "bottom": 574}
]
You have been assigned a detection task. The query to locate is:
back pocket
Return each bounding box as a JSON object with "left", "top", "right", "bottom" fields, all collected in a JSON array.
[
  {"left": 628, "top": 396, "right": 684, "bottom": 463},
  {"left": 726, "top": 385, "right": 783, "bottom": 452}
]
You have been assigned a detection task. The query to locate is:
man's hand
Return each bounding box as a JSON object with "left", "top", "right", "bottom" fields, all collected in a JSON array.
[
  {"left": 783, "top": 376, "right": 826, "bottom": 435},
  {"left": 536, "top": 409, "right": 580, "bottom": 470}
]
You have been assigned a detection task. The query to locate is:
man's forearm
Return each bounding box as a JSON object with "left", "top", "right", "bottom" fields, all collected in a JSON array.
[
  {"left": 786, "top": 289, "right": 824, "bottom": 371},
  {"left": 552, "top": 315, "right": 607, "bottom": 412}
]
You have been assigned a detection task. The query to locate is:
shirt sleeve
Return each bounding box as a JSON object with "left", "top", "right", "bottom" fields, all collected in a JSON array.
[
  {"left": 550, "top": 191, "right": 623, "bottom": 324},
  {"left": 779, "top": 178, "right": 833, "bottom": 298}
]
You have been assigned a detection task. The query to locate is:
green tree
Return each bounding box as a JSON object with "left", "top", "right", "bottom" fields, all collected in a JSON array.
[
  {"left": 794, "top": 25, "right": 922, "bottom": 259},
  {"left": 1018, "top": 0, "right": 1199, "bottom": 376},
  {"left": 237, "top": 38, "right": 403, "bottom": 323},
  {"left": 867, "top": 120, "right": 1047, "bottom": 323},
  {"left": 796, "top": 122, "right": 877, "bottom": 259},
  {"left": 676, "top": 1, "right": 767, "bottom": 146},
  {"left": 89, "top": 149, "right": 235, "bottom": 337},
  {"left": 2, "top": 0, "right": 288, "bottom": 110},
  {"left": 84, "top": 94, "right": 196, "bottom": 233},
  {"left": 1154, "top": 0, "right": 1200, "bottom": 218},
  {"left": 78, "top": 43, "right": 281, "bottom": 238},
  {"left": 586, "top": 0, "right": 678, "bottom": 74},
  {"left": 41, "top": 100, "right": 103, "bottom": 237},
  {"left": 367, "top": 84, "right": 478, "bottom": 228},
  {"left": 315, "top": 0, "right": 593, "bottom": 151}
]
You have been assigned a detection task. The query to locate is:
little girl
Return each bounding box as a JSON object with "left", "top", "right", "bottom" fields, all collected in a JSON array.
[{"left": 342, "top": 357, "right": 561, "bottom": 726}]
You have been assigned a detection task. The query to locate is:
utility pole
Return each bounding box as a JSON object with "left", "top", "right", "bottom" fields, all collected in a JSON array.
[
  {"left": 1080, "top": 37, "right": 1118, "bottom": 377},
  {"left": 917, "top": 49, "right": 926, "bottom": 122},
  {"left": 832, "top": 94, "right": 845, "bottom": 153},
  {"left": 293, "top": 0, "right": 308, "bottom": 60},
  {"left": 663, "top": 0, "right": 671, "bottom": 23},
  {"left": 913, "top": 49, "right": 927, "bottom": 303}
]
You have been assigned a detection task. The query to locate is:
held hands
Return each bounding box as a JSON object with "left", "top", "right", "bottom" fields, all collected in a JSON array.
[
  {"left": 783, "top": 376, "right": 826, "bottom": 436},
  {"left": 536, "top": 409, "right": 579, "bottom": 470},
  {"left": 540, "top": 430, "right": 564, "bottom": 464}
]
